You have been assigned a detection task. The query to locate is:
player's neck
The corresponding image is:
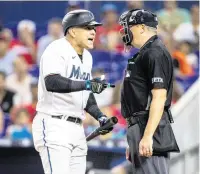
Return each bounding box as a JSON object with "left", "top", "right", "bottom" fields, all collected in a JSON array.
[{"left": 66, "top": 37, "right": 83, "bottom": 55}]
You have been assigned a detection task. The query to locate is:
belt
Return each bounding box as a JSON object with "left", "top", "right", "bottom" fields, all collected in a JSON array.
[
  {"left": 126, "top": 111, "right": 149, "bottom": 127},
  {"left": 126, "top": 117, "right": 140, "bottom": 127},
  {"left": 126, "top": 109, "right": 173, "bottom": 127},
  {"left": 51, "top": 115, "right": 82, "bottom": 125}
]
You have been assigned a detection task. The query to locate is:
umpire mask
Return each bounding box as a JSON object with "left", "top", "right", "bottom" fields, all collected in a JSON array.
[{"left": 119, "top": 9, "right": 158, "bottom": 46}]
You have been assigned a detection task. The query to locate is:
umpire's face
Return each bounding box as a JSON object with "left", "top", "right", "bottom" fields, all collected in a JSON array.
[
  {"left": 130, "top": 24, "right": 146, "bottom": 48},
  {"left": 70, "top": 25, "right": 96, "bottom": 49}
]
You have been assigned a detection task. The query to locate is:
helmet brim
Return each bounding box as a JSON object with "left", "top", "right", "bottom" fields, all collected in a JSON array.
[{"left": 87, "top": 21, "right": 102, "bottom": 26}]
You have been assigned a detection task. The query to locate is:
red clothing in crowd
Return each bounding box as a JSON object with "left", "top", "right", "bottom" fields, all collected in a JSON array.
[
  {"left": 10, "top": 39, "right": 37, "bottom": 65},
  {"left": 109, "top": 105, "right": 126, "bottom": 127},
  {"left": 95, "top": 24, "right": 123, "bottom": 52}
]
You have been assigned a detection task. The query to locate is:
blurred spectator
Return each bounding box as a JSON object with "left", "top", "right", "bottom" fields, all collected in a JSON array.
[
  {"left": 126, "top": 0, "right": 144, "bottom": 10},
  {"left": 0, "top": 71, "right": 15, "bottom": 113},
  {"left": 21, "top": 78, "right": 38, "bottom": 122},
  {"left": 6, "top": 55, "right": 32, "bottom": 105},
  {"left": 173, "top": 5, "right": 199, "bottom": 51},
  {"left": 11, "top": 19, "right": 37, "bottom": 65},
  {"left": 0, "top": 107, "right": 4, "bottom": 134},
  {"left": 30, "top": 78, "right": 38, "bottom": 109},
  {"left": 95, "top": 4, "right": 123, "bottom": 52},
  {"left": 172, "top": 40, "right": 199, "bottom": 95},
  {"left": 0, "top": 29, "right": 17, "bottom": 75},
  {"left": 157, "top": 0, "right": 191, "bottom": 32},
  {"left": 65, "top": 1, "right": 81, "bottom": 13},
  {"left": 172, "top": 80, "right": 183, "bottom": 103},
  {"left": 0, "top": 22, "right": 2, "bottom": 32},
  {"left": 157, "top": 25, "right": 174, "bottom": 54},
  {"left": 7, "top": 107, "right": 32, "bottom": 141},
  {"left": 172, "top": 41, "right": 197, "bottom": 77},
  {"left": 2, "top": 28, "right": 13, "bottom": 46},
  {"left": 37, "top": 18, "right": 63, "bottom": 64}
]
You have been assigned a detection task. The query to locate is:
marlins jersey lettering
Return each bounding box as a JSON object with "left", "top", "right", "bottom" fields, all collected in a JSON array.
[{"left": 36, "top": 38, "right": 92, "bottom": 119}]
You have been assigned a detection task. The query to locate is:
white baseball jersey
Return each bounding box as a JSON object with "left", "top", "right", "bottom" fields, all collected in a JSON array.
[{"left": 36, "top": 38, "right": 92, "bottom": 119}]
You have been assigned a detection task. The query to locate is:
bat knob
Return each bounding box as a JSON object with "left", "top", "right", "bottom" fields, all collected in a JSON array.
[{"left": 110, "top": 116, "right": 118, "bottom": 124}]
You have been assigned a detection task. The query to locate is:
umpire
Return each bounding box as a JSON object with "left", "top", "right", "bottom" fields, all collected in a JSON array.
[{"left": 119, "top": 9, "right": 179, "bottom": 174}]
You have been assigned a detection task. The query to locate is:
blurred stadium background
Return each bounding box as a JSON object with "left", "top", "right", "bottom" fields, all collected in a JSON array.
[{"left": 0, "top": 0, "right": 199, "bottom": 174}]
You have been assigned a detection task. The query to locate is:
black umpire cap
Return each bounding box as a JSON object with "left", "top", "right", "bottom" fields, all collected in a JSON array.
[{"left": 62, "top": 9, "right": 102, "bottom": 35}]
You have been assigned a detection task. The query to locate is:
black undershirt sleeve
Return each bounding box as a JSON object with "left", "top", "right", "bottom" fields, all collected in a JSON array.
[
  {"left": 84, "top": 93, "right": 104, "bottom": 120},
  {"left": 45, "top": 74, "right": 86, "bottom": 93}
]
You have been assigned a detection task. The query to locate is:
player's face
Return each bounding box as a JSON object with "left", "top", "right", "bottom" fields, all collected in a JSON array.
[{"left": 75, "top": 26, "right": 96, "bottom": 49}]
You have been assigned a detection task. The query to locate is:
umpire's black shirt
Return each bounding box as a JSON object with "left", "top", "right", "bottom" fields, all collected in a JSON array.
[{"left": 121, "top": 35, "right": 173, "bottom": 118}]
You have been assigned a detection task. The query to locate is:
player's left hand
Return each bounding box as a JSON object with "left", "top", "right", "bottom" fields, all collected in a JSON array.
[
  {"left": 139, "top": 135, "right": 153, "bottom": 157},
  {"left": 98, "top": 115, "right": 113, "bottom": 135}
]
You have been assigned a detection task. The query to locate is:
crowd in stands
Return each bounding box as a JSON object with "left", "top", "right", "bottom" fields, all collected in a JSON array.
[{"left": 0, "top": 1, "right": 199, "bottom": 150}]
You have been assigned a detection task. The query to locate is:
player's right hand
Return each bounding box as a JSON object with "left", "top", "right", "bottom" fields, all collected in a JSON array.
[
  {"left": 98, "top": 115, "right": 113, "bottom": 135},
  {"left": 85, "top": 78, "right": 106, "bottom": 94}
]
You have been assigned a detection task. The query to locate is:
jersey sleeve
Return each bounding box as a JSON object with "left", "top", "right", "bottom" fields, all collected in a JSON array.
[
  {"left": 145, "top": 48, "right": 168, "bottom": 90},
  {"left": 41, "top": 43, "right": 66, "bottom": 77}
]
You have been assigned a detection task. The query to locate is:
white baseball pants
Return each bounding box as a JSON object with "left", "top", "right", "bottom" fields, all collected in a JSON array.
[{"left": 32, "top": 112, "right": 87, "bottom": 174}]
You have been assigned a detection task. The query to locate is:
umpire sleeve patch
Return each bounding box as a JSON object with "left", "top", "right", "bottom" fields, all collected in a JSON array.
[{"left": 152, "top": 77, "right": 163, "bottom": 84}]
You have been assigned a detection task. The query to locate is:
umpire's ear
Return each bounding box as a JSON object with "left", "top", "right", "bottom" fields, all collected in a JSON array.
[{"left": 68, "top": 28, "right": 76, "bottom": 38}]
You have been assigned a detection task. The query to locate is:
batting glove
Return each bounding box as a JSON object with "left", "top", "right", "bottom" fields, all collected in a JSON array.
[
  {"left": 85, "top": 78, "right": 106, "bottom": 94},
  {"left": 98, "top": 115, "right": 113, "bottom": 135}
]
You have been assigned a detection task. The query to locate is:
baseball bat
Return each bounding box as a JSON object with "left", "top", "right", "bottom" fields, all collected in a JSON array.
[
  {"left": 103, "top": 83, "right": 115, "bottom": 88},
  {"left": 86, "top": 116, "right": 118, "bottom": 142},
  {"left": 100, "top": 75, "right": 115, "bottom": 88}
]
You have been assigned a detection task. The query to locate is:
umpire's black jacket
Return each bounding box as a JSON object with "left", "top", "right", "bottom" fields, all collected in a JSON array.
[
  {"left": 121, "top": 35, "right": 173, "bottom": 118},
  {"left": 121, "top": 35, "right": 179, "bottom": 159}
]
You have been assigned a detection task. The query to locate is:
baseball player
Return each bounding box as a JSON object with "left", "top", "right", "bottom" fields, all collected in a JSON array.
[{"left": 32, "top": 10, "right": 113, "bottom": 174}]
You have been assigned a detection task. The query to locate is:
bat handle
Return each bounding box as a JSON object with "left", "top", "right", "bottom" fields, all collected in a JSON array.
[{"left": 104, "top": 83, "right": 115, "bottom": 88}]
